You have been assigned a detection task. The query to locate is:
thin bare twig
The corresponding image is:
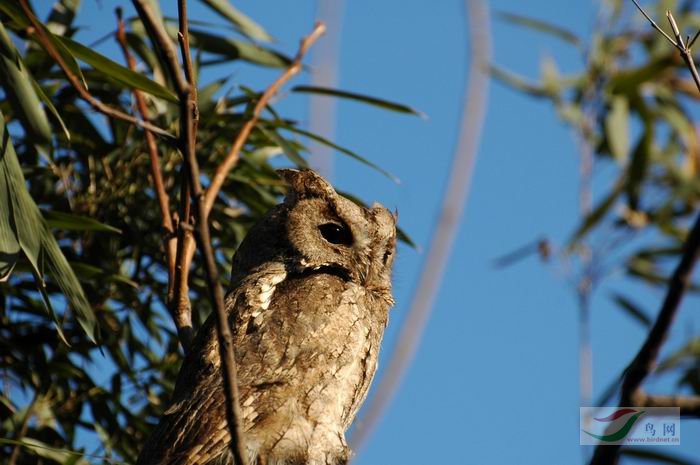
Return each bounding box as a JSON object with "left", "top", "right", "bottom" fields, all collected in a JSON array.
[
  {"left": 349, "top": 0, "right": 492, "bottom": 450},
  {"left": 130, "top": 0, "right": 196, "bottom": 351},
  {"left": 202, "top": 22, "right": 327, "bottom": 218},
  {"left": 631, "top": 390, "right": 700, "bottom": 416},
  {"left": 131, "top": 0, "right": 247, "bottom": 462},
  {"left": 630, "top": 0, "right": 677, "bottom": 46},
  {"left": 115, "top": 9, "right": 177, "bottom": 302},
  {"left": 18, "top": 0, "right": 173, "bottom": 140}
]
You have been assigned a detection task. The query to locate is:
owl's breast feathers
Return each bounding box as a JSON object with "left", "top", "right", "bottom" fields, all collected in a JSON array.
[{"left": 136, "top": 264, "right": 392, "bottom": 465}]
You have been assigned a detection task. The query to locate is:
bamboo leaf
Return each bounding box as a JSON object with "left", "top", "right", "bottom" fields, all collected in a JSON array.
[
  {"left": 43, "top": 210, "right": 122, "bottom": 234},
  {"left": 272, "top": 123, "right": 399, "bottom": 183},
  {"left": 30, "top": 79, "right": 71, "bottom": 141},
  {"left": 625, "top": 124, "right": 653, "bottom": 209},
  {"left": 490, "top": 65, "right": 551, "bottom": 98},
  {"left": 497, "top": 11, "right": 581, "bottom": 46},
  {"left": 257, "top": 126, "right": 308, "bottom": 168},
  {"left": 292, "top": 86, "right": 425, "bottom": 117},
  {"left": 0, "top": 110, "right": 97, "bottom": 342},
  {"left": 0, "top": 2, "right": 87, "bottom": 89},
  {"left": 610, "top": 293, "right": 652, "bottom": 327},
  {"left": 57, "top": 36, "right": 178, "bottom": 102},
  {"left": 605, "top": 96, "right": 629, "bottom": 163},
  {"left": 187, "top": 27, "right": 289, "bottom": 68},
  {"left": 198, "top": 0, "right": 273, "bottom": 42},
  {"left": 0, "top": 20, "right": 52, "bottom": 153},
  {"left": 568, "top": 179, "right": 624, "bottom": 245}
]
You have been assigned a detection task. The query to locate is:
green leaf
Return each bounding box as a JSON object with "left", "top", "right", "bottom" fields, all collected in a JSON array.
[
  {"left": 625, "top": 123, "right": 653, "bottom": 210},
  {"left": 291, "top": 86, "right": 425, "bottom": 117},
  {"left": 490, "top": 65, "right": 550, "bottom": 98},
  {"left": 187, "top": 27, "right": 289, "bottom": 68},
  {"left": 605, "top": 96, "right": 629, "bottom": 163},
  {"left": 71, "top": 262, "right": 138, "bottom": 288},
  {"left": 42, "top": 210, "right": 122, "bottom": 234},
  {"left": 0, "top": 438, "right": 89, "bottom": 465},
  {"left": 198, "top": 0, "right": 273, "bottom": 42},
  {"left": 257, "top": 126, "right": 308, "bottom": 168},
  {"left": 30, "top": 79, "right": 71, "bottom": 141},
  {"left": 0, "top": 1, "right": 87, "bottom": 89},
  {"left": 0, "top": 161, "right": 19, "bottom": 282},
  {"left": 497, "top": 11, "right": 581, "bottom": 46},
  {"left": 0, "top": 110, "right": 97, "bottom": 342},
  {"left": 610, "top": 293, "right": 651, "bottom": 327},
  {"left": 0, "top": 20, "right": 52, "bottom": 153},
  {"left": 272, "top": 123, "right": 399, "bottom": 183},
  {"left": 657, "top": 337, "right": 700, "bottom": 372},
  {"left": 568, "top": 179, "right": 624, "bottom": 245},
  {"left": 56, "top": 36, "right": 178, "bottom": 103}
]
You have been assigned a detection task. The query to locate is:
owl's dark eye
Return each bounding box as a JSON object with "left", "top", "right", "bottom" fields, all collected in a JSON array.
[{"left": 319, "top": 223, "right": 353, "bottom": 246}]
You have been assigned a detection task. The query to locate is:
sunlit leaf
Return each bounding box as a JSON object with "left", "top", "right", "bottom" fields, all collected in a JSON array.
[
  {"left": 605, "top": 95, "right": 629, "bottom": 163},
  {"left": 0, "top": 20, "right": 52, "bottom": 153},
  {"left": 57, "top": 36, "right": 178, "bottom": 102},
  {"left": 0, "top": 110, "right": 97, "bottom": 342},
  {"left": 257, "top": 126, "right": 308, "bottom": 168},
  {"left": 43, "top": 210, "right": 122, "bottom": 234},
  {"left": 292, "top": 86, "right": 425, "bottom": 117},
  {"left": 490, "top": 65, "right": 550, "bottom": 98},
  {"left": 497, "top": 11, "right": 581, "bottom": 46},
  {"left": 272, "top": 123, "right": 399, "bottom": 183},
  {"left": 198, "top": 0, "right": 273, "bottom": 42},
  {"left": 625, "top": 124, "right": 653, "bottom": 209}
]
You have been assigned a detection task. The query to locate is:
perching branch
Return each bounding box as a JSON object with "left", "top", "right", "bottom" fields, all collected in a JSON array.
[
  {"left": 131, "top": 0, "right": 197, "bottom": 351},
  {"left": 349, "top": 0, "right": 492, "bottom": 450},
  {"left": 18, "top": 0, "right": 174, "bottom": 140},
  {"left": 131, "top": 0, "right": 247, "bottom": 463},
  {"left": 115, "top": 9, "right": 177, "bottom": 303}
]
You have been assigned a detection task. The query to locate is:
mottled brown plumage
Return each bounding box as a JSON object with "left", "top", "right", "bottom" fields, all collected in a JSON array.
[{"left": 137, "top": 170, "right": 396, "bottom": 465}]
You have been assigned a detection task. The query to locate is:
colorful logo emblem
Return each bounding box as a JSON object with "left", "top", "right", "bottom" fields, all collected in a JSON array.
[
  {"left": 580, "top": 407, "right": 680, "bottom": 446},
  {"left": 582, "top": 408, "right": 645, "bottom": 442}
]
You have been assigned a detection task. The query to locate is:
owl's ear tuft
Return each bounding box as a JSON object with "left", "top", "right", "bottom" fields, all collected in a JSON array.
[{"left": 277, "top": 169, "right": 336, "bottom": 200}]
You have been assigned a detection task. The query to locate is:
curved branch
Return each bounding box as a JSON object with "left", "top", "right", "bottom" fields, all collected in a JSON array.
[{"left": 349, "top": 0, "right": 492, "bottom": 450}]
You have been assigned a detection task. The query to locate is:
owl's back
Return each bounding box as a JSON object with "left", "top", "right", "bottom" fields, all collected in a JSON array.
[{"left": 137, "top": 265, "right": 390, "bottom": 465}]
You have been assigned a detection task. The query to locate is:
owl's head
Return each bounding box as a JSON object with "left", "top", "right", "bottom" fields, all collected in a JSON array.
[{"left": 230, "top": 169, "right": 396, "bottom": 294}]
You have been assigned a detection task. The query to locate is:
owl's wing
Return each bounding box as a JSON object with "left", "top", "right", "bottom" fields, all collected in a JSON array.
[
  {"left": 135, "top": 313, "right": 230, "bottom": 465},
  {"left": 136, "top": 267, "right": 290, "bottom": 465}
]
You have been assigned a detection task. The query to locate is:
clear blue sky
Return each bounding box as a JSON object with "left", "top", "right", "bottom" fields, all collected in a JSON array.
[{"left": 67, "top": 1, "right": 700, "bottom": 464}]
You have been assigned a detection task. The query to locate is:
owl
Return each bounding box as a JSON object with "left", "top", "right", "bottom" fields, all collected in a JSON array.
[{"left": 136, "top": 169, "right": 397, "bottom": 465}]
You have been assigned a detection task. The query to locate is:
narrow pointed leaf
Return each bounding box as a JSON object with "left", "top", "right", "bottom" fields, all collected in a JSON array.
[
  {"left": 497, "top": 12, "right": 581, "bottom": 46},
  {"left": 43, "top": 210, "right": 122, "bottom": 234},
  {"left": 273, "top": 123, "right": 399, "bottom": 183},
  {"left": 0, "top": 110, "right": 97, "bottom": 342},
  {"left": 56, "top": 36, "right": 178, "bottom": 102},
  {"left": 0, "top": 20, "right": 52, "bottom": 153},
  {"left": 292, "top": 86, "right": 425, "bottom": 117},
  {"left": 610, "top": 293, "right": 652, "bottom": 327},
  {"left": 257, "top": 126, "right": 308, "bottom": 168},
  {"left": 605, "top": 96, "right": 629, "bottom": 163},
  {"left": 568, "top": 179, "right": 624, "bottom": 245},
  {"left": 198, "top": 0, "right": 273, "bottom": 42}
]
